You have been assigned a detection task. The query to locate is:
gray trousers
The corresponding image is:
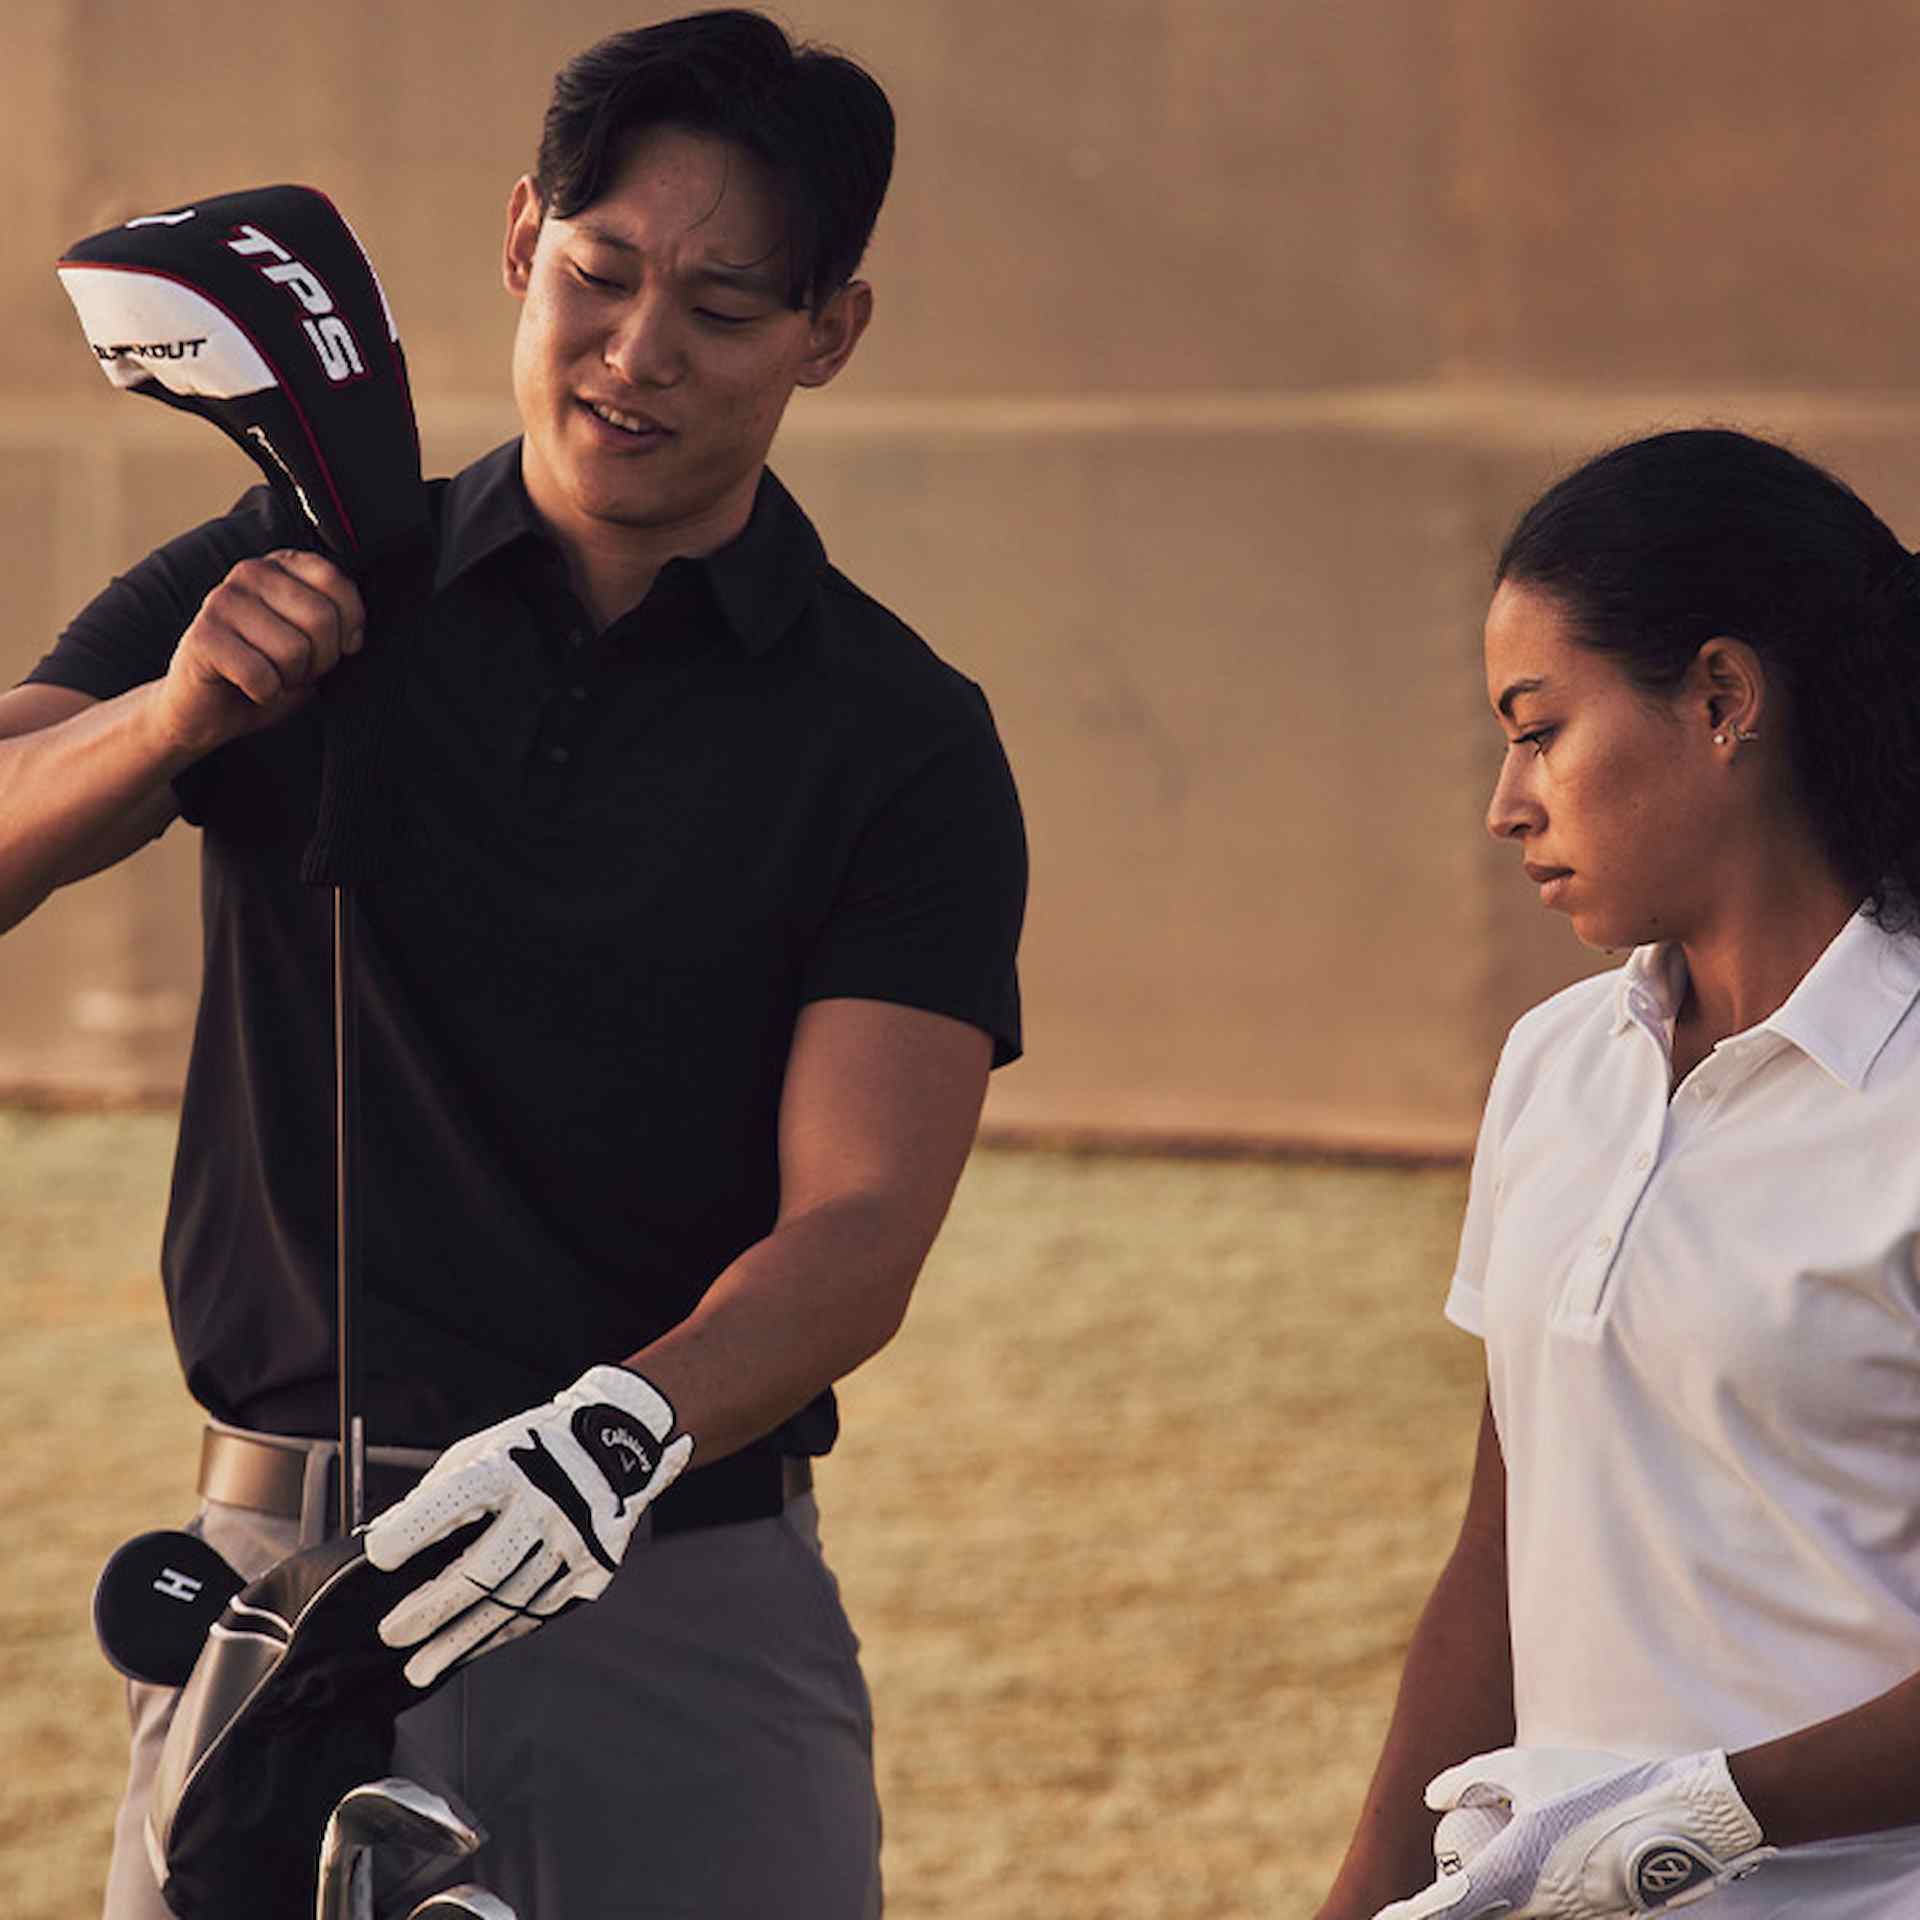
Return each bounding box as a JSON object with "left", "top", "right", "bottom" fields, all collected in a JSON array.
[{"left": 102, "top": 1453, "right": 882, "bottom": 1920}]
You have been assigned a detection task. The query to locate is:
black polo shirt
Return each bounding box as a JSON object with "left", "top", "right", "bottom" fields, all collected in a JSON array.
[{"left": 28, "top": 440, "right": 1026, "bottom": 1452}]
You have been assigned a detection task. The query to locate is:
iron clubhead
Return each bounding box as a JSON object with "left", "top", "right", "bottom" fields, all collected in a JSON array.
[{"left": 402, "top": 1889, "right": 519, "bottom": 1919}]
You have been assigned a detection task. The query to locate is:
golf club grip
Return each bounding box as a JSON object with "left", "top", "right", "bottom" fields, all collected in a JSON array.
[
  {"left": 319, "top": 541, "right": 430, "bottom": 1536},
  {"left": 300, "top": 535, "right": 432, "bottom": 888}
]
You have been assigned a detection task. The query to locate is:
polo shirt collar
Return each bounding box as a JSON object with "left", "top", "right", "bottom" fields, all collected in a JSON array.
[
  {"left": 1611, "top": 910, "right": 1920, "bottom": 1089},
  {"left": 432, "top": 440, "right": 827, "bottom": 655},
  {"left": 1611, "top": 942, "right": 1686, "bottom": 1036},
  {"left": 700, "top": 467, "right": 828, "bottom": 656},
  {"left": 1763, "top": 909, "right": 1920, "bottom": 1090},
  {"left": 432, "top": 439, "right": 535, "bottom": 591}
]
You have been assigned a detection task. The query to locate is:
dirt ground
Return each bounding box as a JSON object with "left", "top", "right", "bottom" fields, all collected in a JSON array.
[{"left": 0, "top": 1109, "right": 1482, "bottom": 1920}]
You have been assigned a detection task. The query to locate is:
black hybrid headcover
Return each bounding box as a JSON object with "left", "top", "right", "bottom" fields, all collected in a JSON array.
[
  {"left": 93, "top": 1530, "right": 248, "bottom": 1687},
  {"left": 58, "top": 184, "right": 431, "bottom": 882},
  {"left": 144, "top": 1527, "right": 480, "bottom": 1920}
]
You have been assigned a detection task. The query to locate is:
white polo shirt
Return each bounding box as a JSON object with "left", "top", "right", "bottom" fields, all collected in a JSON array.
[{"left": 1447, "top": 909, "right": 1920, "bottom": 1894}]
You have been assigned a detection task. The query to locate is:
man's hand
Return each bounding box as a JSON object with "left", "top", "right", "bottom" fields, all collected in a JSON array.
[
  {"left": 362, "top": 1364, "right": 694, "bottom": 1688},
  {"left": 155, "top": 549, "right": 365, "bottom": 759},
  {"left": 1371, "top": 1746, "right": 1774, "bottom": 1919}
]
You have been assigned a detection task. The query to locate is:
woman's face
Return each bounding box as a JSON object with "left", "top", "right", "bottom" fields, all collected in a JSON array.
[{"left": 1484, "top": 580, "right": 1726, "bottom": 950}]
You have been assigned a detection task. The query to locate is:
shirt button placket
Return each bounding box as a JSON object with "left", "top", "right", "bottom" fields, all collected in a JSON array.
[
  {"left": 1570, "top": 1103, "right": 1664, "bottom": 1323},
  {"left": 1573, "top": 1217, "right": 1626, "bottom": 1318},
  {"left": 528, "top": 628, "right": 592, "bottom": 791}
]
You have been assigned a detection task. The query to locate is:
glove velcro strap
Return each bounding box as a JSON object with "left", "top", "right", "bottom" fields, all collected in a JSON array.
[
  {"left": 577, "top": 1364, "right": 677, "bottom": 1445},
  {"left": 562, "top": 1365, "right": 686, "bottom": 1507},
  {"left": 1676, "top": 1750, "right": 1765, "bottom": 1857}
]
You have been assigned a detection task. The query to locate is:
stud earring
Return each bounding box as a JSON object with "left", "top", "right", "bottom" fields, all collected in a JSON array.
[
  {"left": 1714, "top": 732, "right": 1728, "bottom": 745},
  {"left": 1735, "top": 727, "right": 1759, "bottom": 742}
]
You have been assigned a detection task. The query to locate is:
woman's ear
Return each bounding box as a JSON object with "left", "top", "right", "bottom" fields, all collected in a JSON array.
[{"left": 1691, "top": 637, "right": 1767, "bottom": 745}]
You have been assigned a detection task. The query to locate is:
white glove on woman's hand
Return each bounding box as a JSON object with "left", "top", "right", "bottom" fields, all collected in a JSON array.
[
  {"left": 1371, "top": 1745, "right": 1774, "bottom": 1919},
  {"left": 363, "top": 1364, "right": 694, "bottom": 1687}
]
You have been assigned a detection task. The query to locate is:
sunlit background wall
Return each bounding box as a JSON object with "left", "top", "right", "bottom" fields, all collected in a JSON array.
[{"left": 8, "top": 1, "right": 1920, "bottom": 1153}]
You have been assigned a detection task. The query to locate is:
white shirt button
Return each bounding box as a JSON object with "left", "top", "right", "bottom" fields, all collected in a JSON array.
[
  {"left": 1633, "top": 1152, "right": 1652, "bottom": 1172},
  {"left": 1594, "top": 1232, "right": 1614, "bottom": 1254}
]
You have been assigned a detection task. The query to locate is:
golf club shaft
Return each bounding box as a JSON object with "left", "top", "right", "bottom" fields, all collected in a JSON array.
[{"left": 335, "top": 885, "right": 365, "bottom": 1535}]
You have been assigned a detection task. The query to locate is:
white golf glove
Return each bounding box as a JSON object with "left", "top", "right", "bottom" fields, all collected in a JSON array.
[
  {"left": 363, "top": 1364, "right": 694, "bottom": 1687},
  {"left": 1371, "top": 1746, "right": 1775, "bottom": 1919}
]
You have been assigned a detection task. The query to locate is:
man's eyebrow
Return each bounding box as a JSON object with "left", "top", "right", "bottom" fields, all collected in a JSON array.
[
  {"left": 1496, "top": 676, "right": 1547, "bottom": 720},
  {"left": 569, "top": 229, "right": 784, "bottom": 296},
  {"left": 575, "top": 222, "right": 639, "bottom": 253},
  {"left": 688, "top": 262, "right": 785, "bottom": 296}
]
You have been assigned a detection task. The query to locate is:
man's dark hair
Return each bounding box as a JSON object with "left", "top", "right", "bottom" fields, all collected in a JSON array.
[
  {"left": 1499, "top": 426, "right": 1920, "bottom": 932},
  {"left": 534, "top": 9, "right": 895, "bottom": 312}
]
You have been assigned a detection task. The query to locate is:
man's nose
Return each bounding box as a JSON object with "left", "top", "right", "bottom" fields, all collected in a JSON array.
[{"left": 604, "top": 292, "right": 683, "bottom": 388}]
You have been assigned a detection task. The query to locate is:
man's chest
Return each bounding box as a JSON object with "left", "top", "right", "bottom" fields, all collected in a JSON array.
[{"left": 389, "top": 605, "right": 858, "bottom": 929}]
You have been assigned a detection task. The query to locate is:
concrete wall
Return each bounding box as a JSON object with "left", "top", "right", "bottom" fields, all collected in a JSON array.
[{"left": 6, "top": 2, "right": 1920, "bottom": 1149}]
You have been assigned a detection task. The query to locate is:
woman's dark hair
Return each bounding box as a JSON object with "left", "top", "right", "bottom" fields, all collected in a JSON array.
[
  {"left": 533, "top": 10, "right": 894, "bottom": 313},
  {"left": 1498, "top": 427, "right": 1920, "bottom": 932}
]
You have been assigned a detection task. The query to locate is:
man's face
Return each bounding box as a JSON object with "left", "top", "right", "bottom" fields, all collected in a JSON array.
[{"left": 504, "top": 124, "right": 869, "bottom": 557}]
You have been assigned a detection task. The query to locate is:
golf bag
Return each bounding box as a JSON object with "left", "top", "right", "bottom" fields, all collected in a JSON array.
[{"left": 144, "top": 1529, "right": 482, "bottom": 1920}]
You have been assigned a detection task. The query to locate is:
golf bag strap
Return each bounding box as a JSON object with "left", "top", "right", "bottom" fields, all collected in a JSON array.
[{"left": 199, "top": 1425, "right": 812, "bottom": 1538}]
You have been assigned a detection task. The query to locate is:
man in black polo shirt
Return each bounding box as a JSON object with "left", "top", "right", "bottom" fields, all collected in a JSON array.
[{"left": 0, "top": 13, "right": 1023, "bottom": 1918}]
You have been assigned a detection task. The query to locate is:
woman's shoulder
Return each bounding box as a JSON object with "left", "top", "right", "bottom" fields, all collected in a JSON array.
[
  {"left": 1504, "top": 964, "right": 1627, "bottom": 1053},
  {"left": 1481, "top": 964, "right": 1634, "bottom": 1122}
]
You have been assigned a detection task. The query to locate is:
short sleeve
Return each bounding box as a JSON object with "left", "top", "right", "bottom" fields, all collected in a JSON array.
[
  {"left": 23, "top": 485, "right": 293, "bottom": 701},
  {"left": 802, "top": 687, "right": 1027, "bottom": 1066},
  {"left": 23, "top": 485, "right": 300, "bottom": 821}
]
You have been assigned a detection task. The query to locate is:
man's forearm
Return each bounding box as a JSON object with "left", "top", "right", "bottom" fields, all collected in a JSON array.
[
  {"left": 623, "top": 1190, "right": 932, "bottom": 1464},
  {"left": 0, "top": 684, "right": 188, "bottom": 931}
]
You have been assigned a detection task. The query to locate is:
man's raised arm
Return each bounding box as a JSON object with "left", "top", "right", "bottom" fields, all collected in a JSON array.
[{"left": 0, "top": 549, "right": 363, "bottom": 932}]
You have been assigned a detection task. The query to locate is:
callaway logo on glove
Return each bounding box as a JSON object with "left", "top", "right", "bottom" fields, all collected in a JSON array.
[
  {"left": 1372, "top": 1746, "right": 1775, "bottom": 1919},
  {"left": 364, "top": 1364, "right": 694, "bottom": 1687}
]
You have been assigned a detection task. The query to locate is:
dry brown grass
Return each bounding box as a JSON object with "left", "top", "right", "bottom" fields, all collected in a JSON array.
[{"left": 0, "top": 1112, "right": 1481, "bottom": 1919}]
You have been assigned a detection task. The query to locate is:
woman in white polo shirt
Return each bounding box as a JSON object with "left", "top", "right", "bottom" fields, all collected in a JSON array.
[{"left": 1315, "top": 428, "right": 1920, "bottom": 1920}]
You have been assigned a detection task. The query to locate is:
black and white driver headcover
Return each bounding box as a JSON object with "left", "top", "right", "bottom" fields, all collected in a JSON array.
[{"left": 58, "top": 184, "right": 432, "bottom": 883}]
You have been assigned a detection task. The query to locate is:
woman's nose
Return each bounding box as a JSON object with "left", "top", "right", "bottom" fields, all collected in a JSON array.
[{"left": 1486, "top": 755, "right": 1539, "bottom": 841}]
